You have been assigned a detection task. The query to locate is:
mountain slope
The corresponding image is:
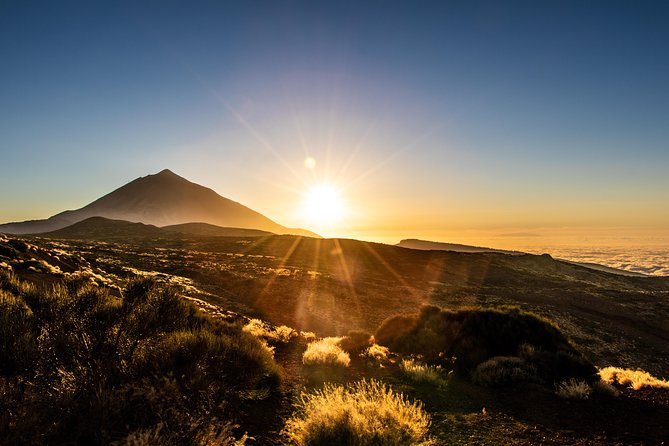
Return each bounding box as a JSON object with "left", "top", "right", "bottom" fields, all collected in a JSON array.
[{"left": 0, "top": 169, "right": 318, "bottom": 237}]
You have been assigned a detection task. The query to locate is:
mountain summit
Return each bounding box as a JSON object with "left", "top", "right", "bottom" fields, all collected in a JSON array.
[{"left": 0, "top": 169, "right": 318, "bottom": 237}]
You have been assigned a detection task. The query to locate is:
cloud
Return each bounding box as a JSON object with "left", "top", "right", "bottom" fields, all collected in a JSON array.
[{"left": 544, "top": 247, "right": 669, "bottom": 276}]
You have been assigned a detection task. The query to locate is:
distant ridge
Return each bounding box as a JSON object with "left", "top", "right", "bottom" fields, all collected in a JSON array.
[
  {"left": 0, "top": 169, "right": 318, "bottom": 237},
  {"left": 44, "top": 217, "right": 165, "bottom": 240},
  {"left": 397, "top": 238, "right": 646, "bottom": 277},
  {"left": 162, "top": 222, "right": 274, "bottom": 238},
  {"left": 44, "top": 217, "right": 277, "bottom": 240},
  {"left": 397, "top": 238, "right": 520, "bottom": 254}
]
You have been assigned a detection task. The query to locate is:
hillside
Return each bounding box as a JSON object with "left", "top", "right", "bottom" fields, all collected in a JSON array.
[
  {"left": 0, "top": 169, "right": 318, "bottom": 237},
  {"left": 1, "top": 232, "right": 668, "bottom": 445},
  {"left": 6, "top": 230, "right": 668, "bottom": 376}
]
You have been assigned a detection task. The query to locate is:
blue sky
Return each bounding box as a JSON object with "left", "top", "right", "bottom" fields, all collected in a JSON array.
[{"left": 1, "top": 1, "right": 668, "bottom": 243}]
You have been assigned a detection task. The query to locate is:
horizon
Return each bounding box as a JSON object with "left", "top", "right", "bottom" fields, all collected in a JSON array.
[{"left": 2, "top": 1, "right": 668, "bottom": 258}]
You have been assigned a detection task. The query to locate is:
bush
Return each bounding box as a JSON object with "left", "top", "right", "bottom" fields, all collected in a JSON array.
[
  {"left": 337, "top": 330, "right": 372, "bottom": 354},
  {"left": 556, "top": 378, "right": 592, "bottom": 400},
  {"left": 400, "top": 359, "right": 448, "bottom": 388},
  {"left": 363, "top": 344, "right": 390, "bottom": 363},
  {"left": 302, "top": 337, "right": 351, "bottom": 367},
  {"left": 471, "top": 356, "right": 538, "bottom": 387},
  {"left": 282, "top": 379, "right": 434, "bottom": 445},
  {"left": 599, "top": 366, "right": 669, "bottom": 390},
  {"left": 0, "top": 290, "right": 36, "bottom": 375},
  {"left": 375, "top": 305, "right": 597, "bottom": 384},
  {"left": 243, "top": 318, "right": 297, "bottom": 344},
  {"left": 0, "top": 274, "right": 280, "bottom": 444}
]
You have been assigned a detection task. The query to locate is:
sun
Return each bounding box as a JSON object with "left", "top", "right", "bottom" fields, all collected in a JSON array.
[{"left": 302, "top": 184, "right": 345, "bottom": 226}]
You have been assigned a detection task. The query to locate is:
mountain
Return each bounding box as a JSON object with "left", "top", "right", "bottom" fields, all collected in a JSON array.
[{"left": 0, "top": 169, "right": 318, "bottom": 237}]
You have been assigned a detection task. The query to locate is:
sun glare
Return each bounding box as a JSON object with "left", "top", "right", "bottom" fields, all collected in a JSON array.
[{"left": 302, "top": 184, "right": 345, "bottom": 226}]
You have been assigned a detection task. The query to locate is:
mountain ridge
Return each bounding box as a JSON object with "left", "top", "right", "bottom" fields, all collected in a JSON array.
[
  {"left": 39, "top": 216, "right": 276, "bottom": 240},
  {"left": 397, "top": 238, "right": 647, "bottom": 277}
]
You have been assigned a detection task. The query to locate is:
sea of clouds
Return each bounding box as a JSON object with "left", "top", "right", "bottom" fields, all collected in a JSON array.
[{"left": 523, "top": 246, "right": 669, "bottom": 276}]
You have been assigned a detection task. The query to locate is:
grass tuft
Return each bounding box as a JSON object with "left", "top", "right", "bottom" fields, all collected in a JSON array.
[
  {"left": 555, "top": 378, "right": 592, "bottom": 400},
  {"left": 283, "top": 379, "right": 434, "bottom": 445},
  {"left": 400, "top": 359, "right": 448, "bottom": 388},
  {"left": 302, "top": 337, "right": 351, "bottom": 367},
  {"left": 599, "top": 366, "right": 669, "bottom": 390}
]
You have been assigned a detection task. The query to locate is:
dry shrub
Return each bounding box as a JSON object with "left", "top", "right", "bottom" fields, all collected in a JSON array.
[
  {"left": 599, "top": 366, "right": 669, "bottom": 390},
  {"left": 0, "top": 273, "right": 279, "bottom": 444},
  {"left": 283, "top": 379, "right": 434, "bottom": 445},
  {"left": 337, "top": 330, "right": 372, "bottom": 354},
  {"left": 363, "top": 344, "right": 390, "bottom": 362},
  {"left": 243, "top": 318, "right": 296, "bottom": 343},
  {"left": 302, "top": 337, "right": 350, "bottom": 367},
  {"left": 471, "top": 356, "right": 538, "bottom": 387},
  {"left": 556, "top": 378, "right": 592, "bottom": 400},
  {"left": 113, "top": 419, "right": 247, "bottom": 446},
  {"left": 300, "top": 331, "right": 316, "bottom": 341},
  {"left": 400, "top": 359, "right": 448, "bottom": 388}
]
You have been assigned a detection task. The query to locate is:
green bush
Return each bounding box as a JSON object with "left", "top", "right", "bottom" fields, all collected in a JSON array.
[
  {"left": 471, "top": 356, "right": 538, "bottom": 387},
  {"left": 0, "top": 272, "right": 280, "bottom": 445},
  {"left": 375, "top": 305, "right": 597, "bottom": 384}
]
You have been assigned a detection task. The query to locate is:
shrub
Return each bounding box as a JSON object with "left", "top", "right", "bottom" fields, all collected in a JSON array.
[
  {"left": 400, "top": 359, "right": 448, "bottom": 388},
  {"left": 363, "top": 344, "right": 390, "bottom": 363},
  {"left": 243, "top": 318, "right": 297, "bottom": 344},
  {"left": 303, "top": 337, "right": 351, "bottom": 367},
  {"left": 0, "top": 290, "right": 36, "bottom": 375},
  {"left": 0, "top": 275, "right": 279, "bottom": 444},
  {"left": 556, "top": 378, "right": 592, "bottom": 400},
  {"left": 375, "top": 305, "right": 597, "bottom": 384},
  {"left": 337, "top": 330, "right": 372, "bottom": 354},
  {"left": 471, "top": 356, "right": 538, "bottom": 387},
  {"left": 282, "top": 379, "right": 434, "bottom": 445},
  {"left": 599, "top": 366, "right": 669, "bottom": 390}
]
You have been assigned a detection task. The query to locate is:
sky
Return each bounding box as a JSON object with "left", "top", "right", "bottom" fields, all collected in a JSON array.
[{"left": 1, "top": 0, "right": 668, "bottom": 248}]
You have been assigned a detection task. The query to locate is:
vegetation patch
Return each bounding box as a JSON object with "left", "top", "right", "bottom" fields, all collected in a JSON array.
[
  {"left": 375, "top": 305, "right": 597, "bottom": 384},
  {"left": 363, "top": 344, "right": 391, "bottom": 363},
  {"left": 0, "top": 271, "right": 280, "bottom": 445},
  {"left": 302, "top": 337, "right": 351, "bottom": 367},
  {"left": 282, "top": 379, "right": 434, "bottom": 446},
  {"left": 599, "top": 366, "right": 669, "bottom": 390},
  {"left": 400, "top": 359, "right": 448, "bottom": 388},
  {"left": 337, "top": 330, "right": 373, "bottom": 354},
  {"left": 471, "top": 356, "right": 538, "bottom": 387},
  {"left": 555, "top": 378, "right": 592, "bottom": 400}
]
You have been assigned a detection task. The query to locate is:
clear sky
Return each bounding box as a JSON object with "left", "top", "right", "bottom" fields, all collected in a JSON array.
[{"left": 1, "top": 0, "right": 668, "bottom": 246}]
